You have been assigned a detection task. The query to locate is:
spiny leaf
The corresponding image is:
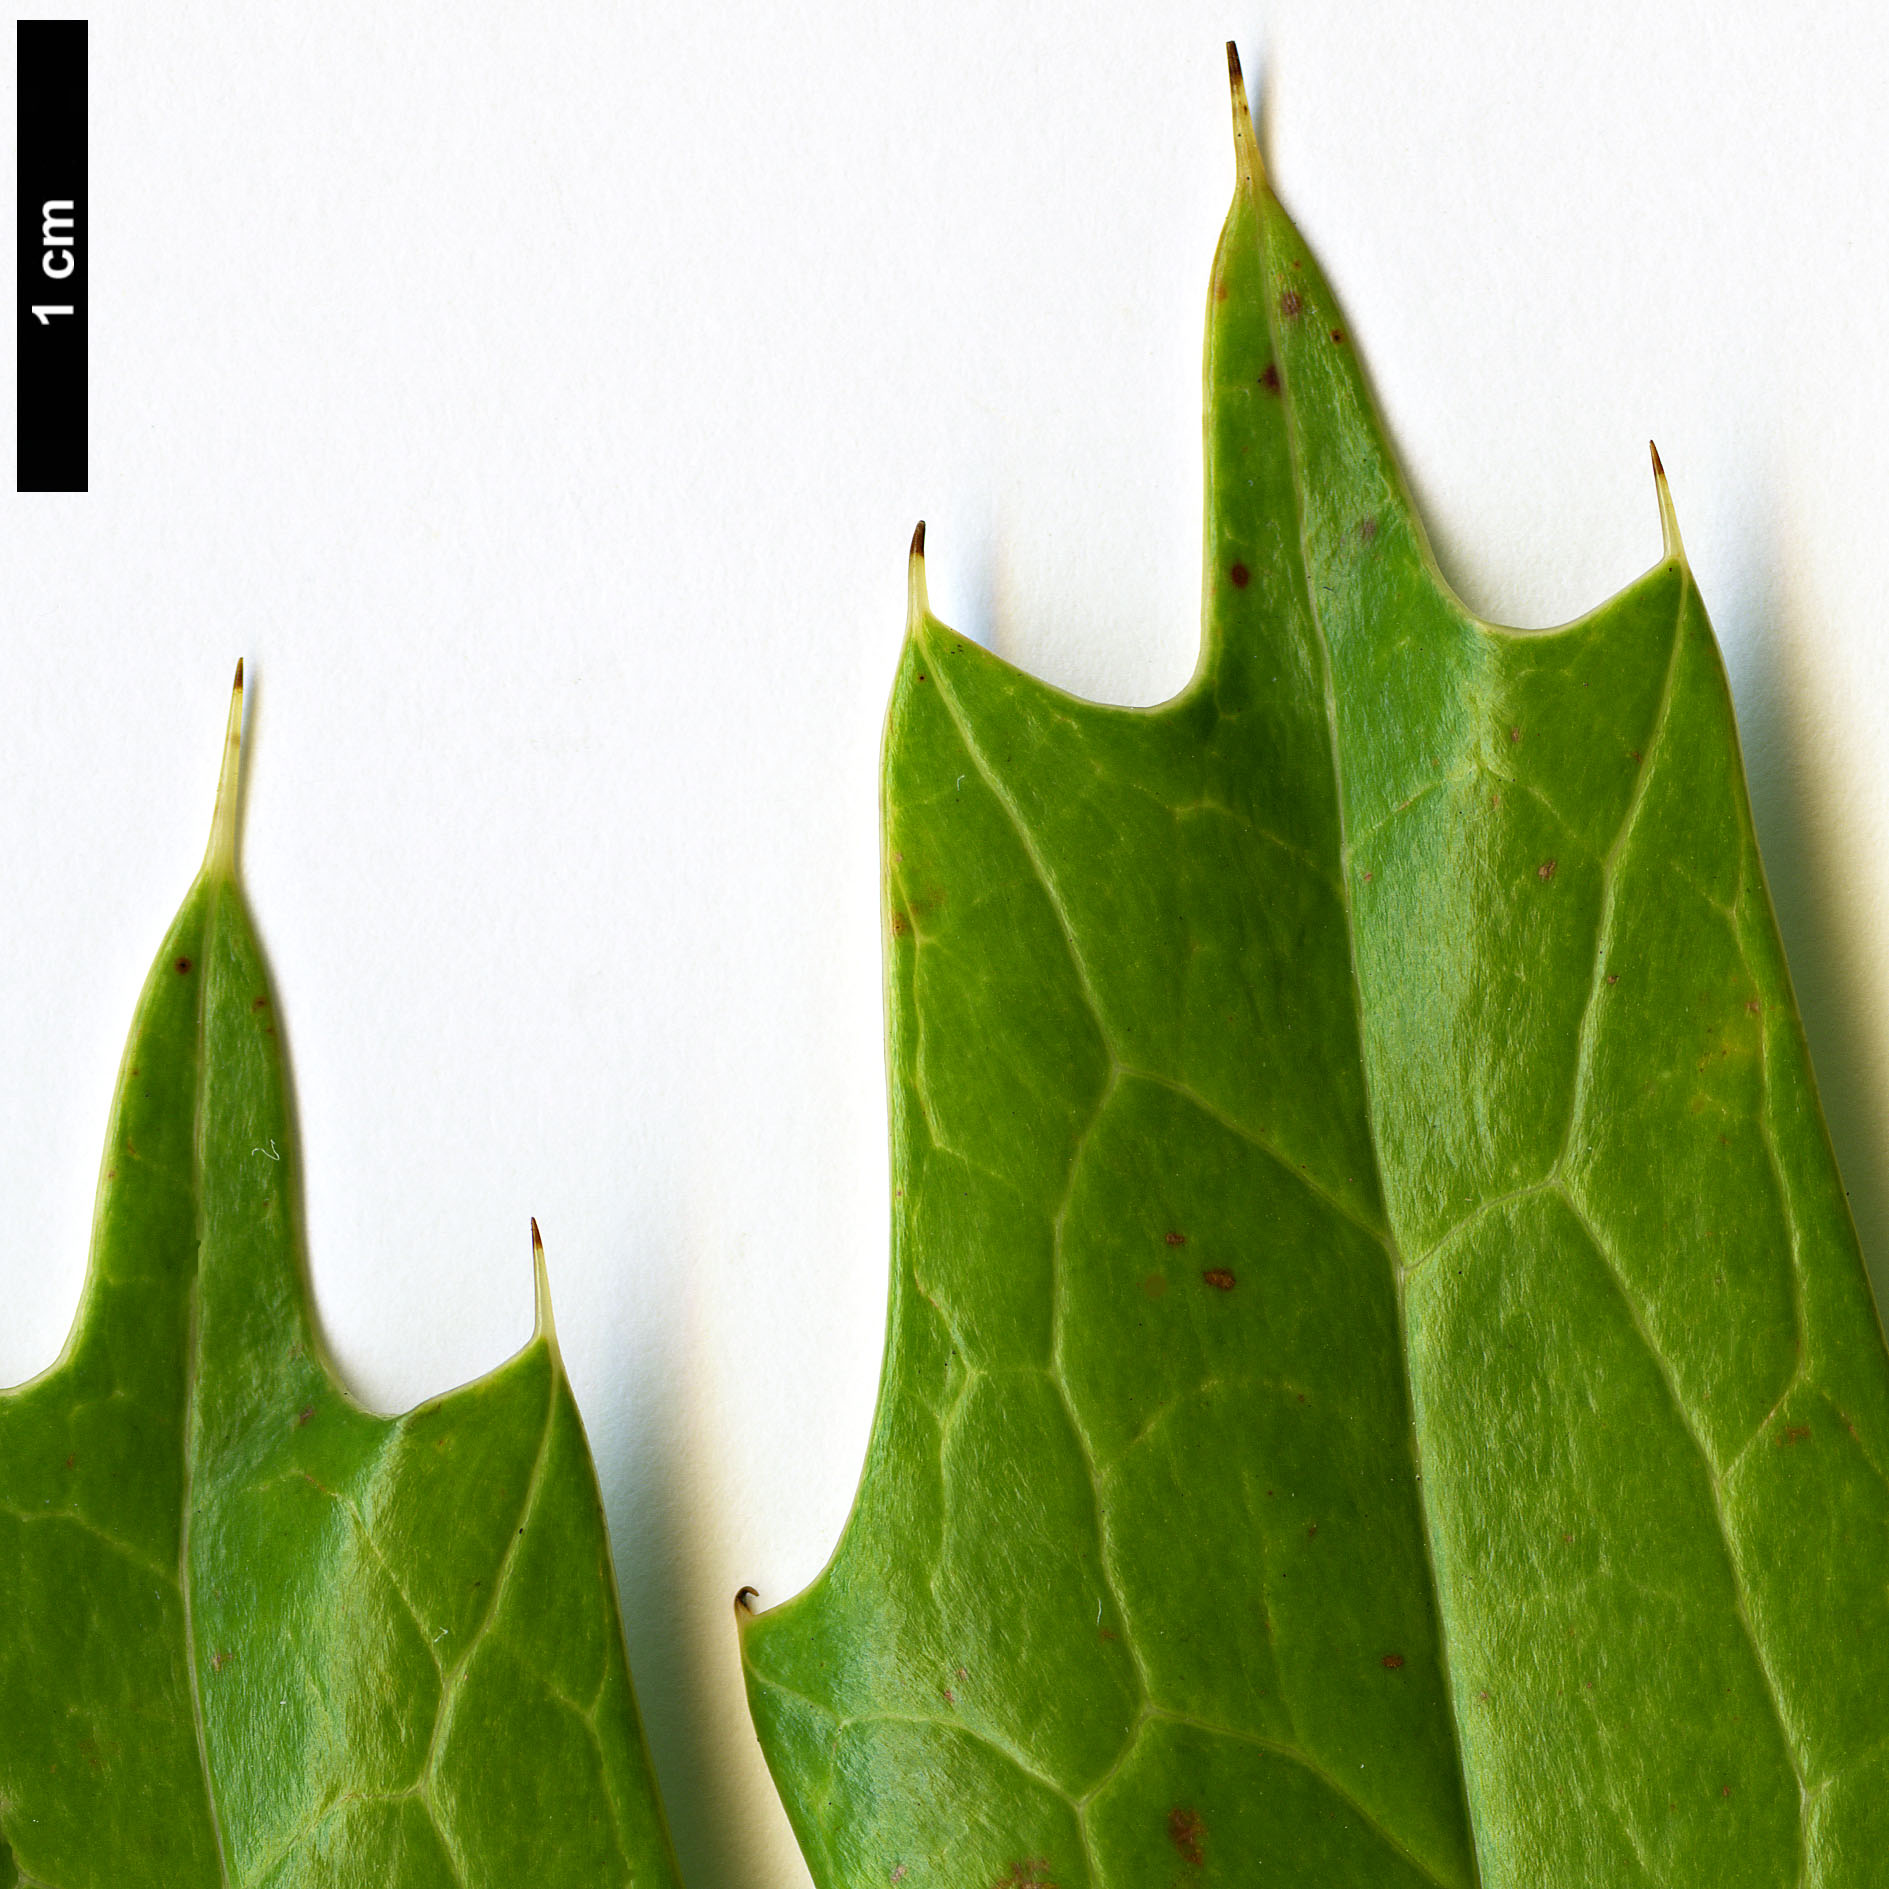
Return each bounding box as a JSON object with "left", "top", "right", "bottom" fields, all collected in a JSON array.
[
  {"left": 739, "top": 47, "right": 1889, "bottom": 1887},
  {"left": 0, "top": 669, "right": 680, "bottom": 1888}
]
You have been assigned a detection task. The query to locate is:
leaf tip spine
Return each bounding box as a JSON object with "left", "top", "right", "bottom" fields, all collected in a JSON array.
[
  {"left": 1226, "top": 41, "right": 1264, "bottom": 194},
  {"left": 906, "top": 520, "right": 930, "bottom": 634},
  {"left": 734, "top": 1584, "right": 759, "bottom": 1622},
  {"left": 530, "top": 1217, "right": 559, "bottom": 1351},
  {"left": 203, "top": 659, "right": 246, "bottom": 881},
  {"left": 1649, "top": 439, "right": 1687, "bottom": 566}
]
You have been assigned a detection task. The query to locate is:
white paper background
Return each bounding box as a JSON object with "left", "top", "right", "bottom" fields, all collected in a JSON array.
[{"left": 3, "top": 4, "right": 1887, "bottom": 1882}]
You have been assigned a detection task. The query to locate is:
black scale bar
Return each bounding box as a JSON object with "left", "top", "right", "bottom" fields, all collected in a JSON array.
[{"left": 17, "top": 20, "right": 86, "bottom": 493}]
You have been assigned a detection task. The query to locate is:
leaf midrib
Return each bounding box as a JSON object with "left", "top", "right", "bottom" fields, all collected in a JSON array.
[
  {"left": 182, "top": 877, "right": 234, "bottom": 1889},
  {"left": 1257, "top": 170, "right": 1817, "bottom": 1876},
  {"left": 1246, "top": 180, "right": 1493, "bottom": 1889}
]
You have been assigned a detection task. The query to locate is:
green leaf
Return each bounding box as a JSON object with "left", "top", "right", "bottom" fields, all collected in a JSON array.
[
  {"left": 739, "top": 46, "right": 1889, "bottom": 1888},
  {"left": 0, "top": 671, "right": 680, "bottom": 1889}
]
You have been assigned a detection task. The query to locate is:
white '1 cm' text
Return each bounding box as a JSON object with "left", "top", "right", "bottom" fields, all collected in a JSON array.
[{"left": 33, "top": 199, "right": 74, "bottom": 323}]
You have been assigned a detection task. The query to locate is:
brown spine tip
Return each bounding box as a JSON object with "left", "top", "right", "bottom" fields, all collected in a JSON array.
[
  {"left": 1648, "top": 439, "right": 1685, "bottom": 565},
  {"left": 735, "top": 1585, "right": 759, "bottom": 1615},
  {"left": 204, "top": 662, "right": 248, "bottom": 879},
  {"left": 530, "top": 1219, "right": 557, "bottom": 1348},
  {"left": 906, "top": 522, "right": 932, "bottom": 632},
  {"left": 1226, "top": 41, "right": 1263, "bottom": 192}
]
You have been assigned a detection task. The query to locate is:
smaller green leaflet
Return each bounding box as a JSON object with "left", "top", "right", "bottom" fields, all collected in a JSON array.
[
  {"left": 0, "top": 669, "right": 680, "bottom": 1888},
  {"left": 740, "top": 44, "right": 1889, "bottom": 1889}
]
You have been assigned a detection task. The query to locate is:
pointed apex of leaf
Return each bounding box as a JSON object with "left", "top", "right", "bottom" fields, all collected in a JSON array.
[
  {"left": 530, "top": 1215, "right": 559, "bottom": 1350},
  {"left": 1650, "top": 438, "right": 1687, "bottom": 566},
  {"left": 1226, "top": 41, "right": 1264, "bottom": 194},
  {"left": 202, "top": 660, "right": 245, "bottom": 882},
  {"left": 906, "top": 519, "right": 930, "bottom": 633}
]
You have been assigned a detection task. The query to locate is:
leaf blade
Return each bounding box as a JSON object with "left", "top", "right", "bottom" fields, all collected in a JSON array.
[
  {"left": 0, "top": 673, "right": 681, "bottom": 1888},
  {"left": 744, "top": 47, "right": 1889, "bottom": 1888}
]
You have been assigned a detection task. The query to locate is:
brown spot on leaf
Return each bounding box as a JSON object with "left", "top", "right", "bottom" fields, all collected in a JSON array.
[
  {"left": 1330, "top": 328, "right": 1345, "bottom": 343},
  {"left": 1508, "top": 726, "right": 1521, "bottom": 744},
  {"left": 296, "top": 1405, "right": 314, "bottom": 1428},
  {"left": 1228, "top": 562, "right": 1250, "bottom": 589},
  {"left": 1746, "top": 998, "right": 1762, "bottom": 1014},
  {"left": 1214, "top": 281, "right": 1228, "bottom": 302},
  {"left": 1606, "top": 974, "right": 1619, "bottom": 985},
  {"left": 1358, "top": 516, "right": 1377, "bottom": 540},
  {"left": 993, "top": 1863, "right": 1057, "bottom": 1889},
  {"left": 1723, "top": 1785, "right": 1733, "bottom": 1798},
  {"left": 64, "top": 1453, "right": 75, "bottom": 1470},
  {"left": 175, "top": 957, "right": 192, "bottom": 975},
  {"left": 1382, "top": 1654, "right": 1405, "bottom": 1670},
  {"left": 1537, "top": 859, "right": 1558, "bottom": 882},
  {"left": 1779, "top": 1423, "right": 1811, "bottom": 1446},
  {"left": 1306, "top": 1520, "right": 1319, "bottom": 1538},
  {"left": 1202, "top": 1269, "right": 1236, "bottom": 1291},
  {"left": 1259, "top": 362, "right": 1281, "bottom": 394},
  {"left": 1165, "top": 1231, "right": 1187, "bottom": 1247},
  {"left": 1280, "top": 289, "right": 1303, "bottom": 318},
  {"left": 1167, "top": 1808, "right": 1206, "bottom": 1868},
  {"left": 1142, "top": 1274, "right": 1169, "bottom": 1300},
  {"left": 252, "top": 995, "right": 269, "bottom": 1011},
  {"left": 889, "top": 912, "right": 909, "bottom": 936}
]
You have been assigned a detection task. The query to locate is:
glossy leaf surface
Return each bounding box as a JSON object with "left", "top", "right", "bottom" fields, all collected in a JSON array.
[
  {"left": 0, "top": 677, "right": 680, "bottom": 1889},
  {"left": 741, "top": 52, "right": 1889, "bottom": 1888}
]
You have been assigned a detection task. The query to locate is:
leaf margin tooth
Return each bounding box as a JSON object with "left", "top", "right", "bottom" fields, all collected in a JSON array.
[
  {"left": 906, "top": 520, "right": 930, "bottom": 635},
  {"left": 202, "top": 659, "right": 245, "bottom": 883},
  {"left": 529, "top": 1216, "right": 560, "bottom": 1354},
  {"left": 1649, "top": 438, "right": 1688, "bottom": 567},
  {"left": 1226, "top": 40, "right": 1265, "bottom": 196}
]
